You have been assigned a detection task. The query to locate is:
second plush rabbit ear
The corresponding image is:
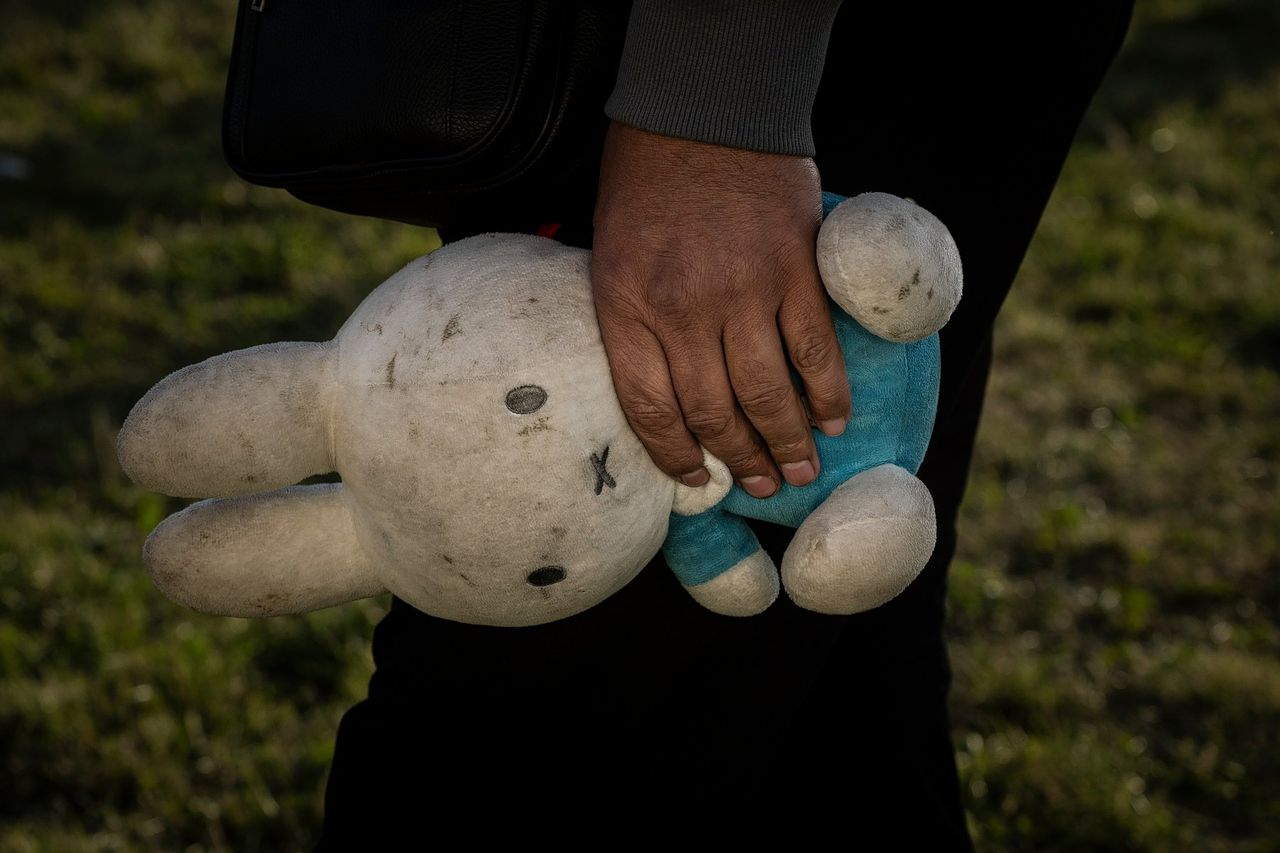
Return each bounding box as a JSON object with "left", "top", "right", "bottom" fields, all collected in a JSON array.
[
  {"left": 144, "top": 483, "right": 384, "bottom": 616},
  {"left": 118, "top": 341, "right": 336, "bottom": 498}
]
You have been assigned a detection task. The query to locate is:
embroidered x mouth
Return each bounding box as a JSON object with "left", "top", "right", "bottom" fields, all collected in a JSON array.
[{"left": 591, "top": 446, "right": 617, "bottom": 495}]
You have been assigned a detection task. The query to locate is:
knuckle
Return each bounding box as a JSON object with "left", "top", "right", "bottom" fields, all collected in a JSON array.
[
  {"left": 597, "top": 313, "right": 649, "bottom": 349},
  {"left": 806, "top": 385, "right": 851, "bottom": 419},
  {"left": 593, "top": 286, "right": 650, "bottom": 327},
  {"left": 767, "top": 436, "right": 811, "bottom": 459},
  {"left": 643, "top": 252, "right": 709, "bottom": 315},
  {"left": 591, "top": 251, "right": 642, "bottom": 290},
  {"left": 682, "top": 406, "right": 737, "bottom": 442},
  {"left": 626, "top": 397, "right": 683, "bottom": 435},
  {"left": 674, "top": 452, "right": 707, "bottom": 475},
  {"left": 654, "top": 448, "right": 704, "bottom": 478},
  {"left": 790, "top": 333, "right": 839, "bottom": 373},
  {"left": 722, "top": 446, "right": 768, "bottom": 475},
  {"left": 736, "top": 382, "right": 797, "bottom": 419},
  {"left": 719, "top": 257, "right": 762, "bottom": 295},
  {"left": 590, "top": 249, "right": 631, "bottom": 283},
  {"left": 764, "top": 240, "right": 808, "bottom": 275},
  {"left": 646, "top": 275, "right": 698, "bottom": 316}
]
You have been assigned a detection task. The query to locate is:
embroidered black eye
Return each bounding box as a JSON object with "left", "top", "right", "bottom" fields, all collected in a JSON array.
[
  {"left": 505, "top": 385, "right": 547, "bottom": 414},
  {"left": 527, "top": 566, "right": 566, "bottom": 587}
]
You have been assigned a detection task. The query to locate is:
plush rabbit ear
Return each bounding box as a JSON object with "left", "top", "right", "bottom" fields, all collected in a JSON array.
[
  {"left": 144, "top": 483, "right": 384, "bottom": 617},
  {"left": 118, "top": 341, "right": 336, "bottom": 498}
]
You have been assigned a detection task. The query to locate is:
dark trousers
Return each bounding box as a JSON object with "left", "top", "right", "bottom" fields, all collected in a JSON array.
[{"left": 318, "top": 5, "right": 1132, "bottom": 846}]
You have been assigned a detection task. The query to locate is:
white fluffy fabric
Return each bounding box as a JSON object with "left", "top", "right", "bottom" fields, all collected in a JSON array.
[
  {"left": 144, "top": 483, "right": 384, "bottom": 617},
  {"left": 685, "top": 547, "right": 780, "bottom": 617},
  {"left": 671, "top": 449, "right": 734, "bottom": 516},
  {"left": 781, "top": 464, "right": 936, "bottom": 614},
  {"left": 118, "top": 341, "right": 337, "bottom": 499},
  {"left": 816, "top": 192, "right": 962, "bottom": 343}
]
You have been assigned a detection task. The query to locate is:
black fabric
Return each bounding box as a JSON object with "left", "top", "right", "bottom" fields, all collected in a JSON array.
[
  {"left": 223, "top": 0, "right": 633, "bottom": 229},
  {"left": 604, "top": 0, "right": 845, "bottom": 157},
  {"left": 316, "top": 4, "right": 1133, "bottom": 847}
]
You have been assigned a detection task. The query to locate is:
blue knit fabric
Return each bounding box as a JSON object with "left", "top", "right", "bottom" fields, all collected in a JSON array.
[{"left": 662, "top": 192, "right": 942, "bottom": 587}]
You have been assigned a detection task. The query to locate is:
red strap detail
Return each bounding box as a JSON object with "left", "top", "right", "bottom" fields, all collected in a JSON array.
[{"left": 536, "top": 221, "right": 562, "bottom": 238}]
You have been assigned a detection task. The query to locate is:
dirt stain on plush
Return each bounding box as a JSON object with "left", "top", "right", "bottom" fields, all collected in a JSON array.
[
  {"left": 384, "top": 353, "right": 397, "bottom": 388},
  {"left": 517, "top": 416, "right": 552, "bottom": 437},
  {"left": 442, "top": 315, "right": 462, "bottom": 342},
  {"left": 897, "top": 270, "right": 919, "bottom": 302}
]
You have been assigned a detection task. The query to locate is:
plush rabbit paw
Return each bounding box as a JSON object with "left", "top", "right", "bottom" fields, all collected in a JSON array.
[{"left": 816, "top": 192, "right": 962, "bottom": 342}]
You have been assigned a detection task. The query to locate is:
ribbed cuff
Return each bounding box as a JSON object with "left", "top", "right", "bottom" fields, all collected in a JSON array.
[{"left": 604, "top": 0, "right": 843, "bottom": 157}]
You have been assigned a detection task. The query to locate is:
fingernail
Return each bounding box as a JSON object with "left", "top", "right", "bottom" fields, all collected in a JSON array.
[
  {"left": 781, "top": 460, "right": 816, "bottom": 486},
  {"left": 819, "top": 418, "right": 847, "bottom": 437},
  {"left": 680, "top": 468, "right": 710, "bottom": 487},
  {"left": 740, "top": 475, "right": 777, "bottom": 499}
]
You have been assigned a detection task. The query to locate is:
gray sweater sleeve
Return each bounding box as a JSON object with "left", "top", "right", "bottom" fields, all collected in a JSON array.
[{"left": 603, "top": 0, "right": 844, "bottom": 158}]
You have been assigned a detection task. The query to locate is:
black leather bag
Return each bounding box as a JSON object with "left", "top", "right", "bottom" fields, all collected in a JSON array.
[{"left": 221, "top": 0, "right": 631, "bottom": 229}]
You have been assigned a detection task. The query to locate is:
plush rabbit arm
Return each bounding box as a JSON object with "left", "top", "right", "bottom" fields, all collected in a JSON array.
[
  {"left": 816, "top": 192, "right": 962, "bottom": 343},
  {"left": 117, "top": 341, "right": 337, "bottom": 499},
  {"left": 144, "top": 483, "right": 384, "bottom": 617}
]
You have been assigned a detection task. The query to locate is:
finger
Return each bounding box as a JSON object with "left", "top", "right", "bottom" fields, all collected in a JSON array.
[
  {"left": 660, "top": 330, "right": 780, "bottom": 500},
  {"left": 596, "top": 312, "right": 709, "bottom": 486},
  {"left": 797, "top": 392, "right": 819, "bottom": 429},
  {"left": 723, "top": 315, "right": 821, "bottom": 488},
  {"left": 778, "top": 266, "right": 852, "bottom": 438}
]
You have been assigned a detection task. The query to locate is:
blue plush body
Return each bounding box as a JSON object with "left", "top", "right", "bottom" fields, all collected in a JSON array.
[{"left": 662, "top": 192, "right": 942, "bottom": 587}]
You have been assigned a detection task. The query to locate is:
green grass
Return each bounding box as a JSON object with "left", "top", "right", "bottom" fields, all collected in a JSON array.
[
  {"left": 948, "top": 1, "right": 1280, "bottom": 847},
  {"left": 1, "top": 0, "right": 1277, "bottom": 849}
]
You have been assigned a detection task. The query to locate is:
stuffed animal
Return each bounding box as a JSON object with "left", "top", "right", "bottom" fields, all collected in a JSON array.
[{"left": 117, "top": 192, "right": 961, "bottom": 627}]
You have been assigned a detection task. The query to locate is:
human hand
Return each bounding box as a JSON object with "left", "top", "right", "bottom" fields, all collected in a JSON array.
[{"left": 590, "top": 121, "right": 851, "bottom": 499}]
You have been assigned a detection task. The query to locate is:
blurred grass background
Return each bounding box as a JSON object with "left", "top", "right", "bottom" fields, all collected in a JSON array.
[{"left": 1, "top": 0, "right": 1276, "bottom": 849}]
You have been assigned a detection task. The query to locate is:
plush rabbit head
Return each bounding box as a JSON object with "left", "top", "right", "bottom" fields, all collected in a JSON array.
[{"left": 117, "top": 234, "right": 728, "bottom": 627}]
